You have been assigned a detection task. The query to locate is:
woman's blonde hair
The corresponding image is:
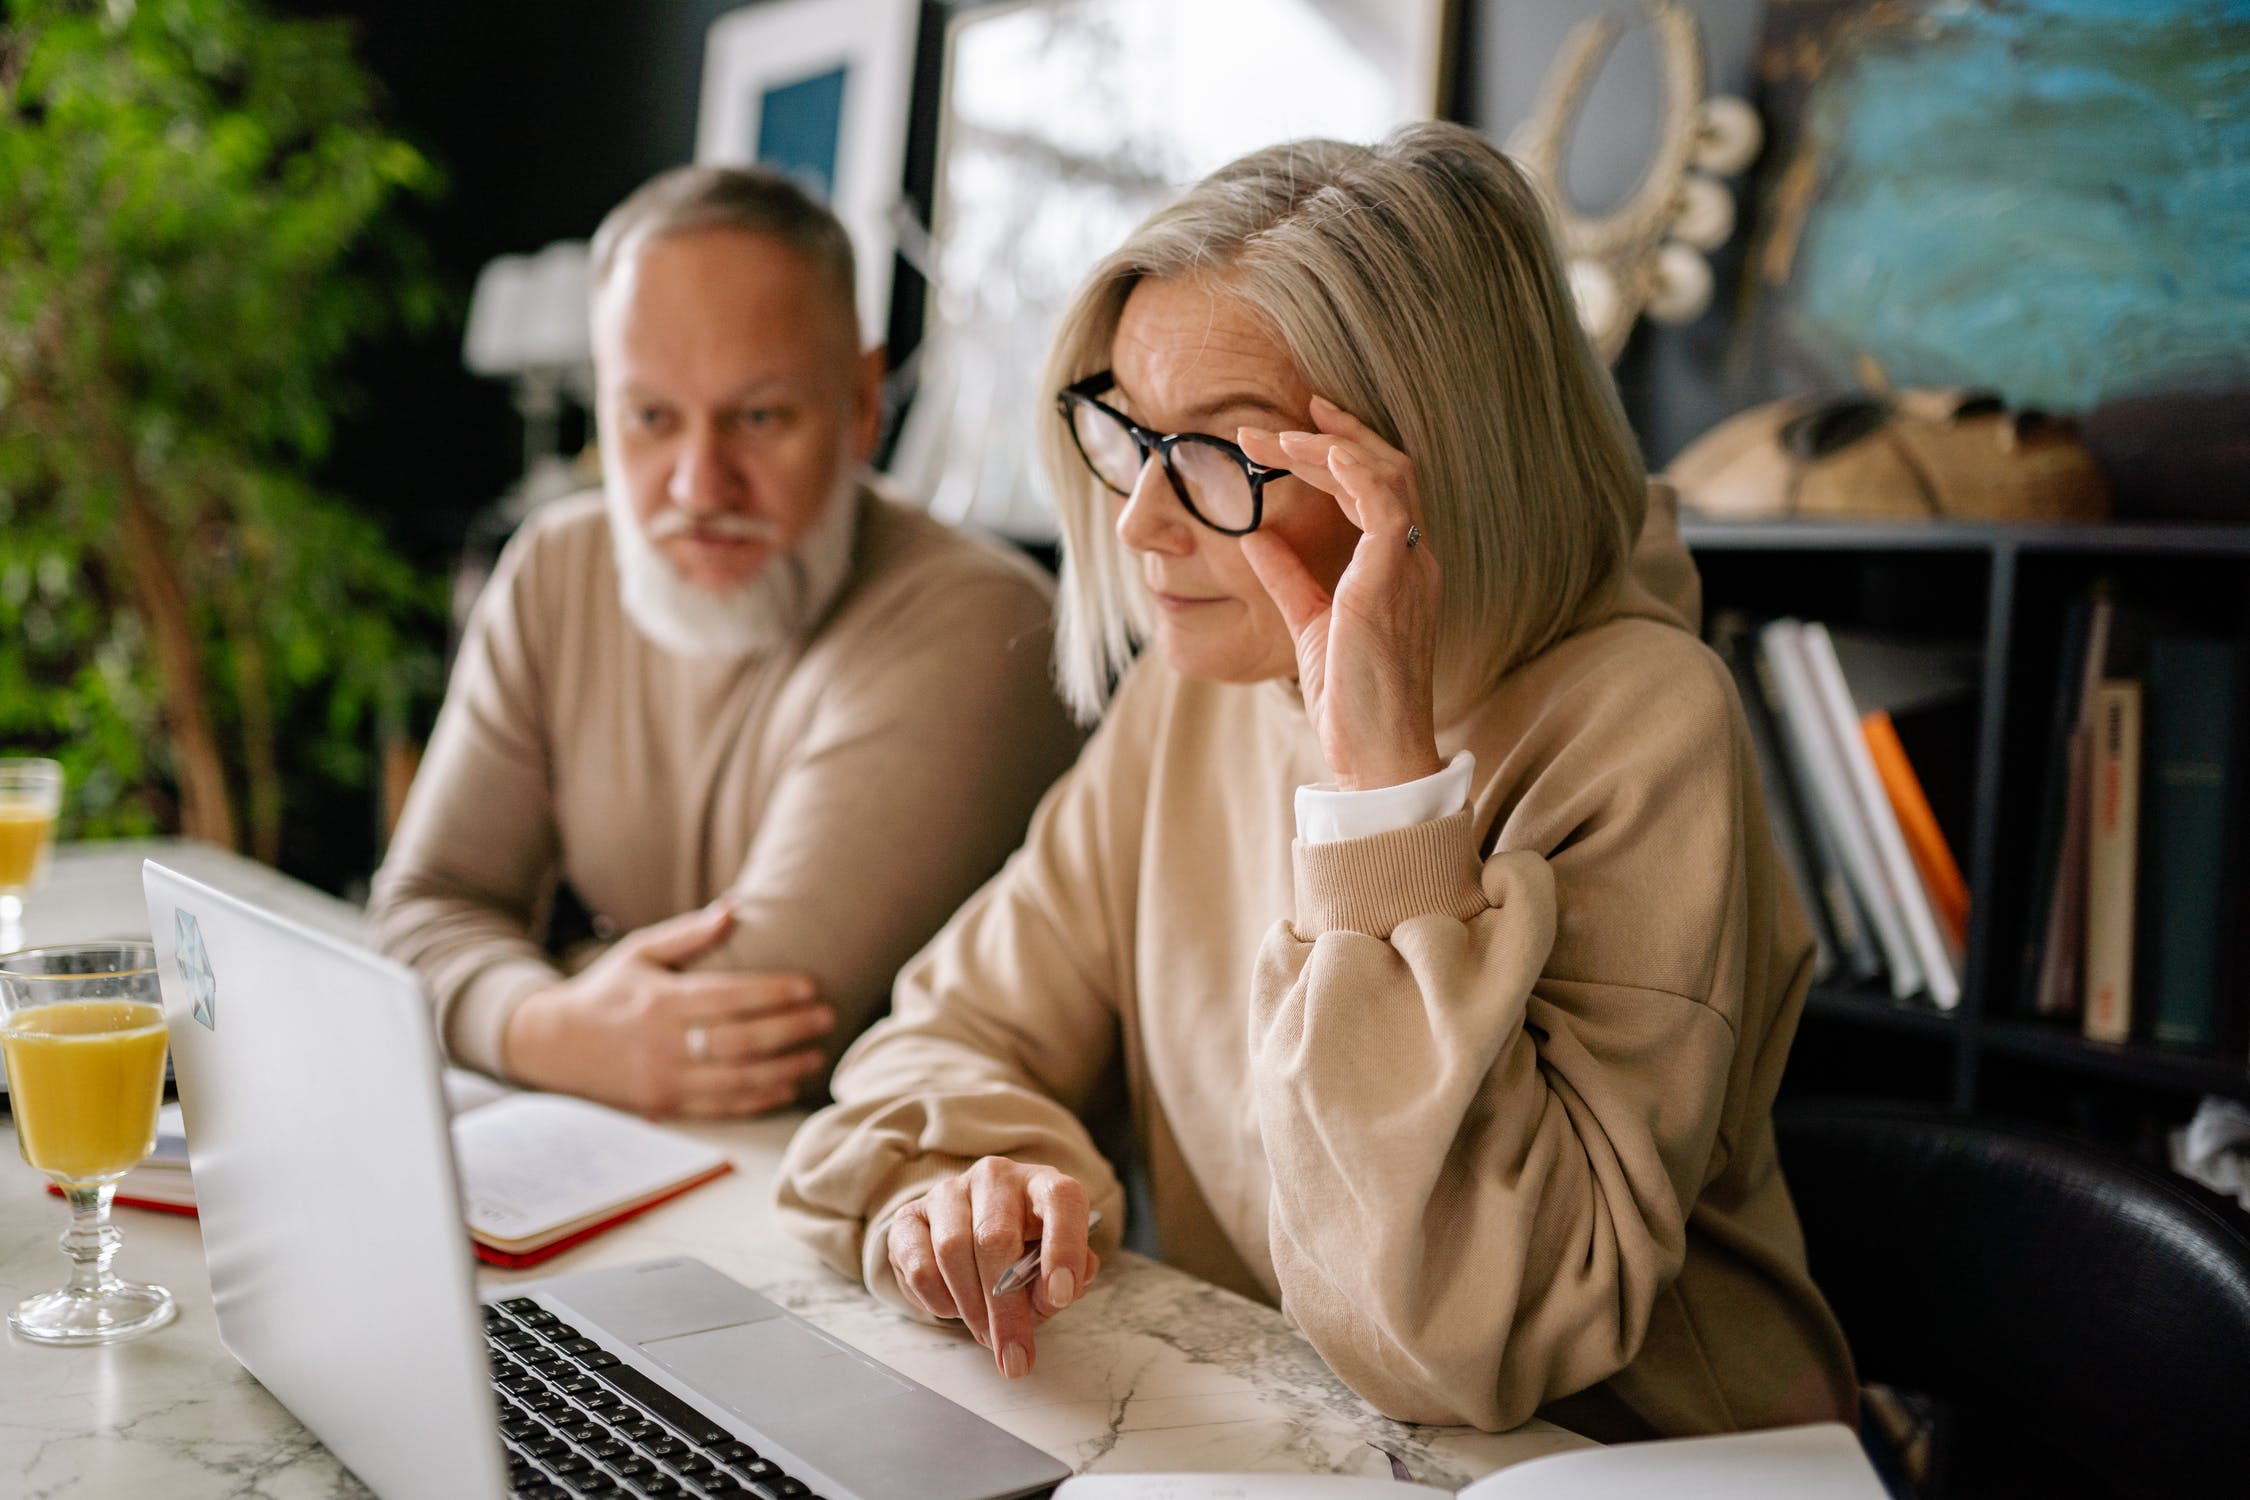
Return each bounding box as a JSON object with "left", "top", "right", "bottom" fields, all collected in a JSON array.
[{"left": 1038, "top": 121, "right": 1647, "bottom": 723}]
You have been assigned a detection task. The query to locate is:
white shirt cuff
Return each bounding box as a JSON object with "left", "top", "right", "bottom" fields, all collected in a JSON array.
[{"left": 1294, "top": 750, "right": 1475, "bottom": 845}]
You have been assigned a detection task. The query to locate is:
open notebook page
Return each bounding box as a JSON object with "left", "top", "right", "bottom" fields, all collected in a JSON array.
[
  {"left": 450, "top": 1092, "right": 728, "bottom": 1249},
  {"left": 1055, "top": 1423, "right": 1885, "bottom": 1500}
]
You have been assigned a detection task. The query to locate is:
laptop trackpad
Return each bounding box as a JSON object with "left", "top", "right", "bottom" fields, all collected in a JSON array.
[{"left": 641, "top": 1319, "right": 911, "bottom": 1425}]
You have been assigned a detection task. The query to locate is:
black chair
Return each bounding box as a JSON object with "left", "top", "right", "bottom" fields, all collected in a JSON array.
[{"left": 1775, "top": 1102, "right": 2250, "bottom": 1500}]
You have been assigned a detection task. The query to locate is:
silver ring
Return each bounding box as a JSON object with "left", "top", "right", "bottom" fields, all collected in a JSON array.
[
  {"left": 685, "top": 1024, "right": 711, "bottom": 1064},
  {"left": 1405, "top": 524, "right": 1422, "bottom": 550}
]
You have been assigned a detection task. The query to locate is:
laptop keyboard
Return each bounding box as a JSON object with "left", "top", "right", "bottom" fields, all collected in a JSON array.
[{"left": 486, "top": 1297, "right": 827, "bottom": 1500}]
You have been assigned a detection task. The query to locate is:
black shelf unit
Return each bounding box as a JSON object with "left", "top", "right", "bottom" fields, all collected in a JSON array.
[{"left": 1685, "top": 518, "right": 2250, "bottom": 1146}]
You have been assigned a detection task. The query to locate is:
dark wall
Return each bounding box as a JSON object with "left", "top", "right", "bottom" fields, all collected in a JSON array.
[{"left": 288, "top": 0, "right": 746, "bottom": 564}]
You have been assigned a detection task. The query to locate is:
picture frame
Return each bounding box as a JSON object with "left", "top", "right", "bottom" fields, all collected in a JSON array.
[{"left": 696, "top": 0, "right": 921, "bottom": 345}]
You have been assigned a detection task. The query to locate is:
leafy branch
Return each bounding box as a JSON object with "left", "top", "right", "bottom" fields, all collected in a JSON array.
[{"left": 0, "top": 0, "right": 445, "bottom": 860}]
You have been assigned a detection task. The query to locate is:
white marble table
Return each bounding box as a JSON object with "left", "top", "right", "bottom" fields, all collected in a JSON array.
[
  {"left": 10, "top": 838, "right": 366, "bottom": 950},
  {"left": 1, "top": 842, "right": 1589, "bottom": 1496}
]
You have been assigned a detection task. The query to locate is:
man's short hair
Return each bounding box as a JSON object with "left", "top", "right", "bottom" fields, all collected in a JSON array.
[{"left": 590, "top": 165, "right": 860, "bottom": 344}]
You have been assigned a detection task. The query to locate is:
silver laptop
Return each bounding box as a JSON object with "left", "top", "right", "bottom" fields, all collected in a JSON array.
[{"left": 144, "top": 859, "right": 1070, "bottom": 1500}]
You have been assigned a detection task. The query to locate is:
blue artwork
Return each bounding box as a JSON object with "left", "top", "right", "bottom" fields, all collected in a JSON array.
[
  {"left": 755, "top": 65, "right": 849, "bottom": 204},
  {"left": 1783, "top": 0, "right": 2250, "bottom": 412}
]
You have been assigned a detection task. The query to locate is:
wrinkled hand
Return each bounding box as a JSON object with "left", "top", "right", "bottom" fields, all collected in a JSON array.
[
  {"left": 1237, "top": 396, "right": 1443, "bottom": 791},
  {"left": 885, "top": 1157, "right": 1102, "bottom": 1380},
  {"left": 501, "top": 903, "right": 831, "bottom": 1119}
]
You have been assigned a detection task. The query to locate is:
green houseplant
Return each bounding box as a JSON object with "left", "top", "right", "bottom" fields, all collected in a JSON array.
[{"left": 0, "top": 0, "right": 445, "bottom": 866}]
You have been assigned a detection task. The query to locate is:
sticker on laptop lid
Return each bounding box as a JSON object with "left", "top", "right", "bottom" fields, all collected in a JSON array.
[{"left": 176, "top": 908, "right": 217, "bottom": 1030}]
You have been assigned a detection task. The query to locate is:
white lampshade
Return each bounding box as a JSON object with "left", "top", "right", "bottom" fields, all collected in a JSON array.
[{"left": 463, "top": 240, "right": 592, "bottom": 377}]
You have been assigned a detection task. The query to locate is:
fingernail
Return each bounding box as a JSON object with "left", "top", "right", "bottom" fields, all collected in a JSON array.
[
  {"left": 1329, "top": 446, "right": 1358, "bottom": 467},
  {"left": 1001, "top": 1342, "right": 1027, "bottom": 1379},
  {"left": 1237, "top": 425, "right": 1273, "bottom": 445},
  {"left": 1278, "top": 428, "right": 1316, "bottom": 445},
  {"left": 1047, "top": 1267, "right": 1075, "bottom": 1309},
  {"left": 794, "top": 979, "right": 817, "bottom": 1001}
]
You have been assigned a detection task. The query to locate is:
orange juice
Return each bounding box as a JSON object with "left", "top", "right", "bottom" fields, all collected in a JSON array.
[
  {"left": 0, "top": 800, "right": 56, "bottom": 892},
  {"left": 1, "top": 1000, "right": 169, "bottom": 1182}
]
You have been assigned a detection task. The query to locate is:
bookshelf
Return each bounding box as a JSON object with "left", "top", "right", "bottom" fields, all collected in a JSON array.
[{"left": 1683, "top": 519, "right": 2250, "bottom": 1154}]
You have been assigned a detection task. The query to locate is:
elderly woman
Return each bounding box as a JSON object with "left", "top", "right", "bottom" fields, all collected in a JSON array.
[{"left": 776, "top": 122, "right": 1855, "bottom": 1441}]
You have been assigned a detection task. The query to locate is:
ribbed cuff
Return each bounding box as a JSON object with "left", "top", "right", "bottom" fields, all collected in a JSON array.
[
  {"left": 857, "top": 1158, "right": 979, "bottom": 1312},
  {"left": 1292, "top": 805, "right": 1488, "bottom": 939},
  {"left": 443, "top": 955, "right": 565, "bottom": 1079}
]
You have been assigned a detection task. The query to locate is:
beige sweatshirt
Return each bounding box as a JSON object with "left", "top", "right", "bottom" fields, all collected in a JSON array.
[
  {"left": 368, "top": 488, "right": 1083, "bottom": 1085},
  {"left": 776, "top": 489, "right": 1857, "bottom": 1441}
]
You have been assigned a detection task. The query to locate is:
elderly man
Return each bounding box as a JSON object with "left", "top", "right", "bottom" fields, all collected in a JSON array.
[{"left": 370, "top": 166, "right": 1079, "bottom": 1118}]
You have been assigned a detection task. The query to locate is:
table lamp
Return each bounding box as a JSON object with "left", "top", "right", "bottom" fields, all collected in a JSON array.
[{"left": 462, "top": 240, "right": 595, "bottom": 520}]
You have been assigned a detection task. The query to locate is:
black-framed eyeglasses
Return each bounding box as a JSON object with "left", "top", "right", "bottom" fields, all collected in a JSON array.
[{"left": 1055, "top": 372, "right": 1292, "bottom": 536}]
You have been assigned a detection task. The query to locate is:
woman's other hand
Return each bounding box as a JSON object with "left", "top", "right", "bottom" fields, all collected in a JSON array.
[
  {"left": 884, "top": 1157, "right": 1101, "bottom": 1379},
  {"left": 1238, "top": 397, "right": 1444, "bottom": 791}
]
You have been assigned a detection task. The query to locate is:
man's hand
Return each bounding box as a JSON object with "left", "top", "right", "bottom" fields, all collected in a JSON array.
[{"left": 500, "top": 903, "right": 832, "bottom": 1118}]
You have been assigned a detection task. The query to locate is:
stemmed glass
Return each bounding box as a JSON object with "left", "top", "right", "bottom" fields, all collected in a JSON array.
[
  {"left": 0, "top": 942, "right": 178, "bottom": 1344},
  {"left": 0, "top": 758, "right": 64, "bottom": 953}
]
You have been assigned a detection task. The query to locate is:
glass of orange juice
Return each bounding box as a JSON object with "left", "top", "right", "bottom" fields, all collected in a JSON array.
[
  {"left": 0, "top": 941, "right": 177, "bottom": 1344},
  {"left": 0, "top": 758, "right": 64, "bottom": 952}
]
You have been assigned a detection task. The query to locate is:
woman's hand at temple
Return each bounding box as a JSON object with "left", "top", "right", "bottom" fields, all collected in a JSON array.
[
  {"left": 885, "top": 1156, "right": 1101, "bottom": 1380},
  {"left": 1237, "top": 397, "right": 1445, "bottom": 792},
  {"left": 501, "top": 903, "right": 833, "bottom": 1119}
]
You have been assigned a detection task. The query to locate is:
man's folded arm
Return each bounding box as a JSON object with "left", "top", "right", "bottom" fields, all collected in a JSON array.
[
  {"left": 694, "top": 566, "right": 1083, "bottom": 1090},
  {"left": 368, "top": 528, "right": 565, "bottom": 1077}
]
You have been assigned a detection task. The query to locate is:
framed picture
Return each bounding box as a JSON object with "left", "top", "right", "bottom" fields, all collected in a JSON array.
[
  {"left": 697, "top": 0, "right": 921, "bottom": 344},
  {"left": 887, "top": 0, "right": 1457, "bottom": 539}
]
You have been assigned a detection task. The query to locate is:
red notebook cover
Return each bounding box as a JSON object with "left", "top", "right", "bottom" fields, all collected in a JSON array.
[
  {"left": 471, "top": 1160, "right": 734, "bottom": 1269},
  {"left": 60, "top": 1159, "right": 734, "bottom": 1268}
]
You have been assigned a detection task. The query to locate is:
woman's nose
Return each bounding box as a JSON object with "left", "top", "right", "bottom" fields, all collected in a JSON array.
[{"left": 1113, "top": 454, "right": 1193, "bottom": 555}]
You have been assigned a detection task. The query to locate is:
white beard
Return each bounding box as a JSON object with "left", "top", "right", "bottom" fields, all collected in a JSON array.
[{"left": 604, "top": 468, "right": 862, "bottom": 660}]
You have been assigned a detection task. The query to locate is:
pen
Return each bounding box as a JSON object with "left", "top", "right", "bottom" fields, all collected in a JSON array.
[{"left": 990, "top": 1210, "right": 1102, "bottom": 1298}]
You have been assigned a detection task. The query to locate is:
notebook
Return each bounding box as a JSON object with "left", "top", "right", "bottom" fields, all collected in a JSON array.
[
  {"left": 1053, "top": 1422, "right": 1887, "bottom": 1499},
  {"left": 101, "top": 1075, "right": 732, "bottom": 1268}
]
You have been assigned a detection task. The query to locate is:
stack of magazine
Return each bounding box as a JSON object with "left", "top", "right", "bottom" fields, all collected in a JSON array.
[{"left": 1713, "top": 614, "right": 1977, "bottom": 1010}]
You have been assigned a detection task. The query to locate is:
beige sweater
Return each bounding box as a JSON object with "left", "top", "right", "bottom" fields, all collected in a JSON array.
[
  {"left": 369, "top": 489, "right": 1082, "bottom": 1084},
  {"left": 776, "top": 492, "right": 1857, "bottom": 1440}
]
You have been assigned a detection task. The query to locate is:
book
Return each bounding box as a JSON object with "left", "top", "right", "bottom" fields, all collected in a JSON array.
[
  {"left": 1051, "top": 1422, "right": 1887, "bottom": 1499},
  {"left": 1744, "top": 633, "right": 1882, "bottom": 984},
  {"left": 1863, "top": 709, "right": 1970, "bottom": 951},
  {"left": 1759, "top": 621, "right": 1925, "bottom": 1000},
  {"left": 2142, "top": 638, "right": 2245, "bottom": 1050},
  {"left": 2083, "top": 679, "right": 2144, "bottom": 1044},
  {"left": 1712, "top": 615, "right": 1840, "bottom": 983},
  {"left": 1801, "top": 621, "right": 1962, "bottom": 1009},
  {"left": 101, "top": 1100, "right": 198, "bottom": 1213},
  {"left": 2019, "top": 593, "right": 2100, "bottom": 1015},
  {"left": 98, "top": 1073, "right": 732, "bottom": 1268},
  {"left": 2036, "top": 594, "right": 2123, "bottom": 1017}
]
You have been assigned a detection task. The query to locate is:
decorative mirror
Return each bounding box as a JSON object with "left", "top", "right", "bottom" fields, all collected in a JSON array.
[{"left": 1508, "top": 0, "right": 1761, "bottom": 362}]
